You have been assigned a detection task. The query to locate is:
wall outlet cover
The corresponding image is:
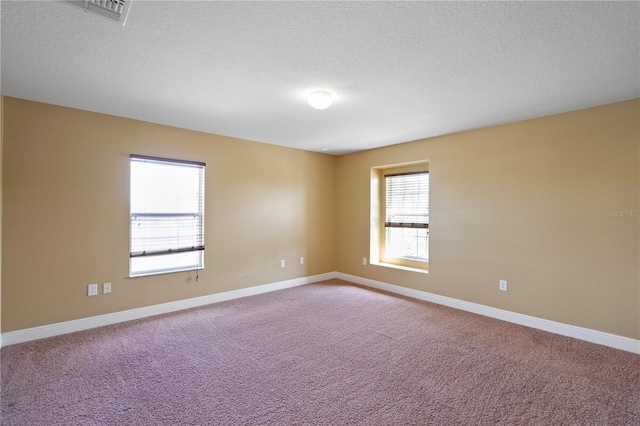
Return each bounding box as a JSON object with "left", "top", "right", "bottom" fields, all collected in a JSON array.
[{"left": 88, "top": 283, "right": 98, "bottom": 296}]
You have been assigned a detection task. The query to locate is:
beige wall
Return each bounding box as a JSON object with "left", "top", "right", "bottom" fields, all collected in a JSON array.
[
  {"left": 1, "top": 97, "right": 335, "bottom": 331},
  {"left": 0, "top": 96, "right": 3, "bottom": 338},
  {"left": 2, "top": 97, "right": 638, "bottom": 341},
  {"left": 336, "top": 99, "right": 640, "bottom": 339}
]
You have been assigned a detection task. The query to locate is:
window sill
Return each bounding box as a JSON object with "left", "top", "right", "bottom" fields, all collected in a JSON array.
[
  {"left": 370, "top": 261, "right": 429, "bottom": 274},
  {"left": 129, "top": 266, "right": 203, "bottom": 278}
]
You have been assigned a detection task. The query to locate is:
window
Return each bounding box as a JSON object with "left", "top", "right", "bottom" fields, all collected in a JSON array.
[
  {"left": 384, "top": 172, "right": 429, "bottom": 263},
  {"left": 130, "top": 155, "right": 205, "bottom": 277},
  {"left": 370, "top": 162, "right": 429, "bottom": 272}
]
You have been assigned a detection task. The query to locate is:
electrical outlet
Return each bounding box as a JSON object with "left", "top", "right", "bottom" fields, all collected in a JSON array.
[
  {"left": 499, "top": 280, "right": 508, "bottom": 291},
  {"left": 280, "top": 259, "right": 286, "bottom": 268},
  {"left": 300, "top": 257, "right": 304, "bottom": 265},
  {"left": 88, "top": 283, "right": 98, "bottom": 296},
  {"left": 103, "top": 282, "right": 112, "bottom": 294},
  {"left": 363, "top": 257, "right": 368, "bottom": 266}
]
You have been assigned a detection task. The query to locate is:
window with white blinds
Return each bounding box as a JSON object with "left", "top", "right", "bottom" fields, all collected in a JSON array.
[
  {"left": 384, "top": 171, "right": 429, "bottom": 261},
  {"left": 130, "top": 155, "right": 205, "bottom": 277}
]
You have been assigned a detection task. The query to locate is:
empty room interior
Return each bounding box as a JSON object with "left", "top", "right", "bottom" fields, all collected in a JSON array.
[{"left": 1, "top": 1, "right": 639, "bottom": 425}]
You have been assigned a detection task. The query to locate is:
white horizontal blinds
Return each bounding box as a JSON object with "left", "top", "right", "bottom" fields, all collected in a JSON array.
[
  {"left": 130, "top": 155, "right": 205, "bottom": 259},
  {"left": 385, "top": 171, "right": 429, "bottom": 229}
]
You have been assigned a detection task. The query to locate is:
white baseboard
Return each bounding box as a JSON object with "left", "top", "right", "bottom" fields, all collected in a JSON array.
[
  {"left": 3, "top": 271, "right": 638, "bottom": 355},
  {"left": 336, "top": 272, "right": 640, "bottom": 354},
  {"left": 0, "top": 272, "right": 335, "bottom": 347}
]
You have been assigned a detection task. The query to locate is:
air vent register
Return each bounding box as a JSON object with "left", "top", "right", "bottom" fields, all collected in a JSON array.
[{"left": 65, "top": 0, "right": 132, "bottom": 25}]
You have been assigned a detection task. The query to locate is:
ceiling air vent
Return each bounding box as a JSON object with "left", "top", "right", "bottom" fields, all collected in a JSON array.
[{"left": 65, "top": 0, "right": 133, "bottom": 25}]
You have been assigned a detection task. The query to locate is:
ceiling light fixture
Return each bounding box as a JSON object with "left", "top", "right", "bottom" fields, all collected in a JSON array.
[{"left": 307, "top": 90, "right": 333, "bottom": 110}]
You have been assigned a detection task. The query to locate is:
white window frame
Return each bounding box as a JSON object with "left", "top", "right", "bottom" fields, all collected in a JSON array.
[
  {"left": 129, "top": 155, "right": 205, "bottom": 277},
  {"left": 370, "top": 162, "right": 429, "bottom": 273}
]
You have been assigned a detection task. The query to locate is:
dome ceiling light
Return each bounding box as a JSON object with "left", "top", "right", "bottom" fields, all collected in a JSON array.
[{"left": 307, "top": 90, "right": 333, "bottom": 110}]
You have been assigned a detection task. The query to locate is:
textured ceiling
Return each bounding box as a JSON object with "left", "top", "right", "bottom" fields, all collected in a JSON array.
[{"left": 2, "top": 1, "right": 639, "bottom": 155}]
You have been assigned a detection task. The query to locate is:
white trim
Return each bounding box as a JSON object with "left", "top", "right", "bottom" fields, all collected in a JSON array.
[
  {"left": 336, "top": 272, "right": 640, "bottom": 354},
  {"left": 3, "top": 271, "right": 638, "bottom": 355},
  {"left": 1, "top": 272, "right": 335, "bottom": 347}
]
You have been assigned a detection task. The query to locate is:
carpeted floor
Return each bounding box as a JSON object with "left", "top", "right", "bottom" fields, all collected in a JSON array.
[{"left": 1, "top": 279, "right": 639, "bottom": 425}]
